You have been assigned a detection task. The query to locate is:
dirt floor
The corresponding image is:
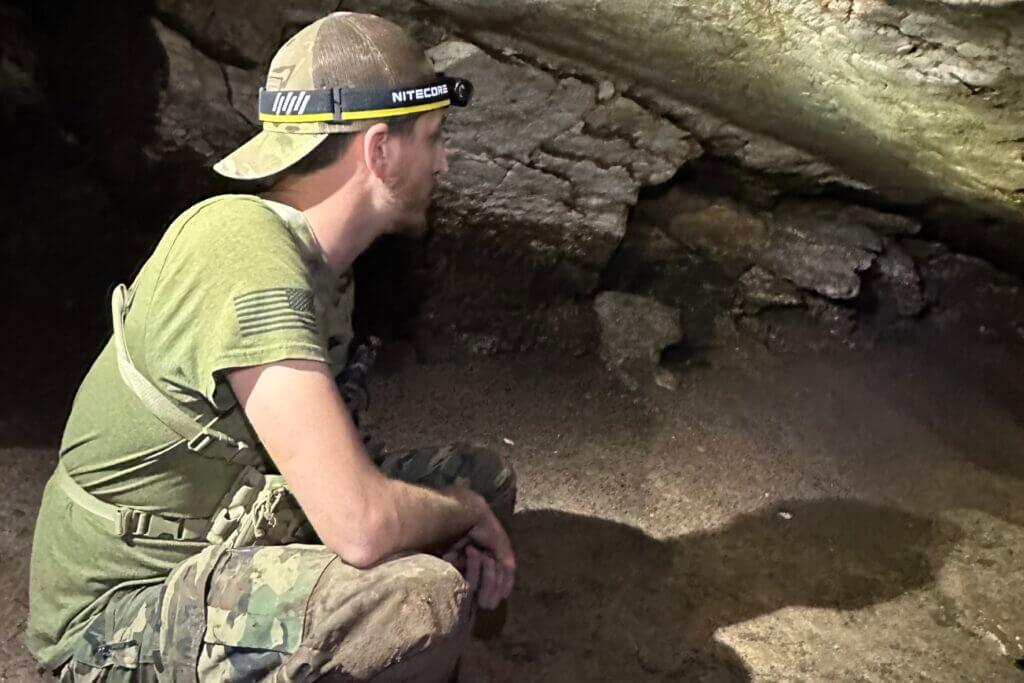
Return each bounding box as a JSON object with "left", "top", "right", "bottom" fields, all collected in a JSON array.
[{"left": 2, "top": 322, "right": 1023, "bottom": 681}]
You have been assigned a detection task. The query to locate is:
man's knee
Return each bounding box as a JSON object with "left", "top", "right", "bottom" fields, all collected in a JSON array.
[
  {"left": 308, "top": 552, "right": 472, "bottom": 641},
  {"left": 295, "top": 553, "right": 471, "bottom": 680},
  {"left": 379, "top": 443, "right": 517, "bottom": 521},
  {"left": 463, "top": 445, "right": 517, "bottom": 525},
  {"left": 485, "top": 450, "right": 516, "bottom": 526}
]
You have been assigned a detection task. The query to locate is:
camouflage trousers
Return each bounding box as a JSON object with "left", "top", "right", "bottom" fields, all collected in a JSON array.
[{"left": 56, "top": 444, "right": 516, "bottom": 682}]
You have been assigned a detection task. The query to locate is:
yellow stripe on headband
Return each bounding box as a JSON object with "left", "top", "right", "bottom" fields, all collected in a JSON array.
[
  {"left": 259, "top": 112, "right": 337, "bottom": 123},
  {"left": 259, "top": 100, "right": 450, "bottom": 124},
  {"left": 341, "top": 99, "right": 450, "bottom": 121}
]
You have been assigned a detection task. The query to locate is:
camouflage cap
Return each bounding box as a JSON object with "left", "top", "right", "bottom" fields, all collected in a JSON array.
[{"left": 214, "top": 12, "right": 438, "bottom": 180}]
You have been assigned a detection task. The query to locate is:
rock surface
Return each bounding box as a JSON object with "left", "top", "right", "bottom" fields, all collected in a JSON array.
[
  {"left": 153, "top": 0, "right": 338, "bottom": 67},
  {"left": 427, "top": 41, "right": 701, "bottom": 286},
  {"left": 395, "top": 0, "right": 1024, "bottom": 228},
  {"left": 5, "top": 0, "right": 1024, "bottom": 356},
  {"left": 140, "top": 1, "right": 1024, "bottom": 350},
  {"left": 148, "top": 18, "right": 253, "bottom": 164},
  {"left": 594, "top": 292, "right": 682, "bottom": 387},
  {"left": 609, "top": 185, "right": 933, "bottom": 349},
  {"left": 0, "top": 6, "right": 43, "bottom": 118},
  {"left": 910, "top": 240, "right": 1024, "bottom": 336}
]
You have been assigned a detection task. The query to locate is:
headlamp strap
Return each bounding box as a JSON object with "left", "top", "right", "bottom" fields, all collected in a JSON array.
[{"left": 259, "top": 75, "right": 471, "bottom": 124}]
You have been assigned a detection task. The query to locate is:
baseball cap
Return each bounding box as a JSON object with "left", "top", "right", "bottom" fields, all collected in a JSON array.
[{"left": 214, "top": 12, "right": 469, "bottom": 180}]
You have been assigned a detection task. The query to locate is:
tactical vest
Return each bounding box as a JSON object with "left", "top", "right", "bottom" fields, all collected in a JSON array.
[
  {"left": 52, "top": 281, "right": 311, "bottom": 550},
  {"left": 51, "top": 199, "right": 352, "bottom": 550}
]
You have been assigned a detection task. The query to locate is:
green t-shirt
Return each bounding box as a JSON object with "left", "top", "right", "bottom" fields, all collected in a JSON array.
[{"left": 26, "top": 194, "right": 354, "bottom": 669}]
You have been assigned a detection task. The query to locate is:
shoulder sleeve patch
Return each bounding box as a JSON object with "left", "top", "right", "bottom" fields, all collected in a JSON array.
[{"left": 234, "top": 287, "right": 317, "bottom": 338}]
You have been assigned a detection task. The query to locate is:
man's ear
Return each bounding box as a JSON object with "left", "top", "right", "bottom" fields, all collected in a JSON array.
[{"left": 362, "top": 122, "right": 393, "bottom": 181}]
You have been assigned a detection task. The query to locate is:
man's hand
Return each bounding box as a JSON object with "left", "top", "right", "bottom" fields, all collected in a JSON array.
[
  {"left": 442, "top": 508, "right": 515, "bottom": 609},
  {"left": 337, "top": 336, "right": 380, "bottom": 425}
]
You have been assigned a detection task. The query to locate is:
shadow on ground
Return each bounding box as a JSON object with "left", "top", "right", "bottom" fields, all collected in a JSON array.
[
  {"left": 468, "top": 500, "right": 960, "bottom": 681},
  {"left": 889, "top": 337, "right": 1024, "bottom": 484}
]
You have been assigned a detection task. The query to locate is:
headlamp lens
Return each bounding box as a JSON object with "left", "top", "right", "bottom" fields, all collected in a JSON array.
[{"left": 443, "top": 76, "right": 473, "bottom": 107}]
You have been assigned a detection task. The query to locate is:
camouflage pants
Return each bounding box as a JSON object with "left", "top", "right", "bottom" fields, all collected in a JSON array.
[{"left": 56, "top": 444, "right": 516, "bottom": 682}]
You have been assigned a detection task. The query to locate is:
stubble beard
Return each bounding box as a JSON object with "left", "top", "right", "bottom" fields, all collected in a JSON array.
[{"left": 391, "top": 178, "right": 434, "bottom": 238}]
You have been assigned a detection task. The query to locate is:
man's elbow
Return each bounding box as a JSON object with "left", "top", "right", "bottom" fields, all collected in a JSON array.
[
  {"left": 332, "top": 536, "right": 387, "bottom": 569},
  {"left": 323, "top": 504, "right": 397, "bottom": 569}
]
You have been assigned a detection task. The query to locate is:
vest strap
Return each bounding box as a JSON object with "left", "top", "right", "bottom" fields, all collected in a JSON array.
[
  {"left": 53, "top": 463, "right": 211, "bottom": 542},
  {"left": 110, "top": 284, "right": 261, "bottom": 467}
]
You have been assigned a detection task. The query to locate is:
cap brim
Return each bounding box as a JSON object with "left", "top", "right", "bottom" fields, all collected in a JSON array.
[{"left": 213, "top": 130, "right": 329, "bottom": 180}]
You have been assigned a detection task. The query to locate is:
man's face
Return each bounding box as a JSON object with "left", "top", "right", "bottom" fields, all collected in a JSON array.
[{"left": 388, "top": 110, "right": 448, "bottom": 237}]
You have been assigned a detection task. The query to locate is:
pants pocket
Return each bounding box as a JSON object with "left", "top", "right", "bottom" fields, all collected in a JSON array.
[
  {"left": 201, "top": 545, "right": 335, "bottom": 654},
  {"left": 62, "top": 584, "right": 163, "bottom": 681}
]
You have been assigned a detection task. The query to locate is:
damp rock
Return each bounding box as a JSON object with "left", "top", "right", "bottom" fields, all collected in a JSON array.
[
  {"left": 0, "top": 6, "right": 44, "bottom": 118},
  {"left": 426, "top": 40, "right": 701, "bottom": 283},
  {"left": 912, "top": 241, "right": 1024, "bottom": 337},
  {"left": 633, "top": 188, "right": 770, "bottom": 274},
  {"left": 400, "top": 0, "right": 1024, "bottom": 231},
  {"left": 153, "top": 0, "right": 338, "bottom": 66},
  {"left": 864, "top": 241, "right": 927, "bottom": 318},
  {"left": 594, "top": 292, "right": 683, "bottom": 388},
  {"left": 148, "top": 18, "right": 252, "bottom": 163},
  {"left": 737, "top": 266, "right": 804, "bottom": 315},
  {"left": 411, "top": 40, "right": 701, "bottom": 346},
  {"left": 761, "top": 200, "right": 888, "bottom": 301}
]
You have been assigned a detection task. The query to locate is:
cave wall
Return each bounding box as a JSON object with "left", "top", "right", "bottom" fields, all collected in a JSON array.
[
  {"left": 408, "top": 0, "right": 1024, "bottom": 221},
  {"left": 4, "top": 0, "right": 1023, "bottom": 357}
]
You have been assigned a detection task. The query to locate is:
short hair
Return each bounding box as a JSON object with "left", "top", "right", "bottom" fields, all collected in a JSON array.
[{"left": 285, "top": 115, "right": 421, "bottom": 178}]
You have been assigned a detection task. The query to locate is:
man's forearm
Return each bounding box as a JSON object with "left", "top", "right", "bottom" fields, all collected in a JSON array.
[
  {"left": 227, "top": 358, "right": 493, "bottom": 568},
  {"left": 363, "top": 476, "right": 517, "bottom": 609},
  {"left": 370, "top": 479, "right": 487, "bottom": 562}
]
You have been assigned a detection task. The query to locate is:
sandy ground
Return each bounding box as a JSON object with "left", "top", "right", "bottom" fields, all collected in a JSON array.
[{"left": 2, "top": 324, "right": 1023, "bottom": 681}]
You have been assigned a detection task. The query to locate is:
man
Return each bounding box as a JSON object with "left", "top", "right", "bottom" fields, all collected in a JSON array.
[{"left": 26, "top": 12, "right": 516, "bottom": 682}]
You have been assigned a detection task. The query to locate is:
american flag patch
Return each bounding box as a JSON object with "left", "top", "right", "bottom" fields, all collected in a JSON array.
[{"left": 234, "top": 288, "right": 317, "bottom": 338}]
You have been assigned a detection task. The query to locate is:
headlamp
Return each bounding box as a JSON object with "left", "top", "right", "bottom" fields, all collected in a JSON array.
[
  {"left": 258, "top": 74, "right": 473, "bottom": 125},
  {"left": 447, "top": 77, "right": 473, "bottom": 107}
]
